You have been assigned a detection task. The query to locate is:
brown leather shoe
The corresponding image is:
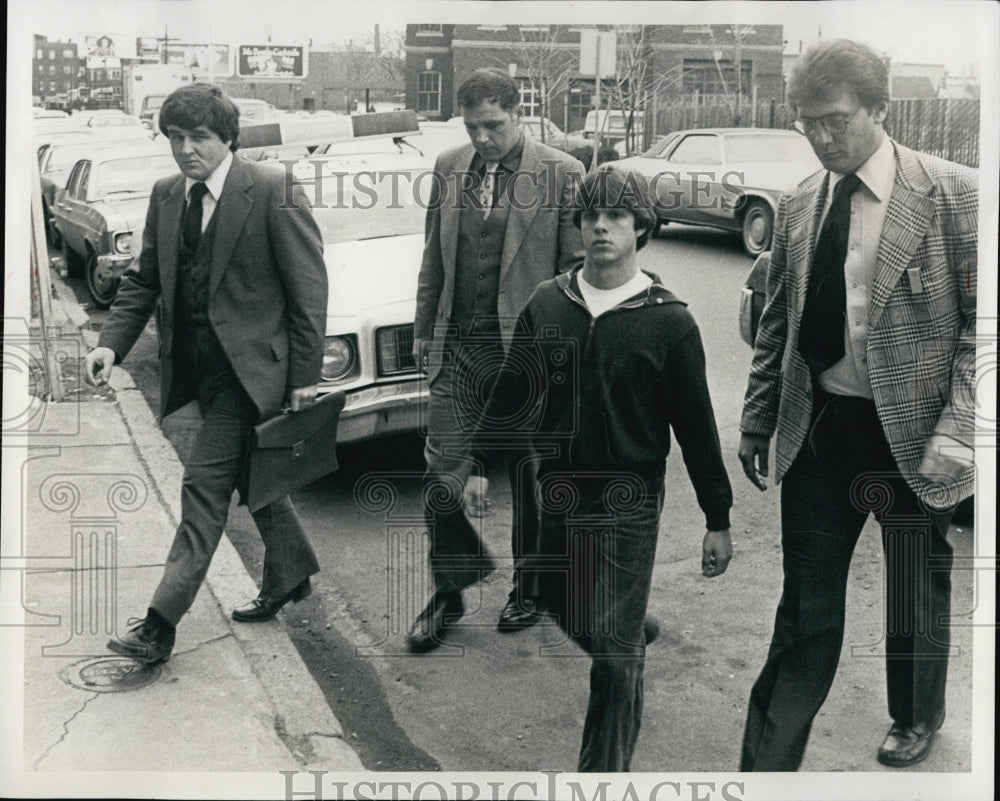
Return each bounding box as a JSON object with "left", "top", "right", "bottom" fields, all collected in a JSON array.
[
  {"left": 232, "top": 578, "right": 312, "bottom": 623},
  {"left": 497, "top": 594, "right": 542, "bottom": 632},
  {"left": 407, "top": 591, "right": 463, "bottom": 652},
  {"left": 107, "top": 614, "right": 175, "bottom": 664},
  {"left": 876, "top": 714, "right": 944, "bottom": 767}
]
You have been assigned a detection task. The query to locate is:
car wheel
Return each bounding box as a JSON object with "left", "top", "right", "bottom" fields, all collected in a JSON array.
[
  {"left": 84, "top": 249, "right": 118, "bottom": 310},
  {"left": 62, "top": 239, "right": 85, "bottom": 279},
  {"left": 741, "top": 200, "right": 773, "bottom": 257}
]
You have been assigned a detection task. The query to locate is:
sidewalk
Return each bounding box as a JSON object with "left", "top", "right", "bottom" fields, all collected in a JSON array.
[{"left": 10, "top": 275, "right": 364, "bottom": 781}]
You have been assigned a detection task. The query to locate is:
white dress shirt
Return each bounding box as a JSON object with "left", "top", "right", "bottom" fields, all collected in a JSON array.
[{"left": 184, "top": 150, "right": 234, "bottom": 232}]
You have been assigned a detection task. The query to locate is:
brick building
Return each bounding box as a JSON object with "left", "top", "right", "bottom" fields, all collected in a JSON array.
[
  {"left": 404, "top": 24, "right": 784, "bottom": 136},
  {"left": 33, "top": 34, "right": 82, "bottom": 107}
]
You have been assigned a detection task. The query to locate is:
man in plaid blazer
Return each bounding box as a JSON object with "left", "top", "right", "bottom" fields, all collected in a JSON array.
[{"left": 738, "top": 40, "right": 977, "bottom": 770}]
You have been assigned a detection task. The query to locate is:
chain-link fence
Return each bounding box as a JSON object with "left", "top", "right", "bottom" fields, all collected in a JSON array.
[{"left": 652, "top": 98, "right": 980, "bottom": 168}]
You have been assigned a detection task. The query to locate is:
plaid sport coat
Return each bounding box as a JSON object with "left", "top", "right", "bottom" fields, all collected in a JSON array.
[{"left": 741, "top": 141, "right": 978, "bottom": 509}]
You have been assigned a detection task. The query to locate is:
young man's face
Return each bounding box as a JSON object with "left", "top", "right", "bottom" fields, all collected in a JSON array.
[
  {"left": 166, "top": 124, "right": 231, "bottom": 181},
  {"left": 580, "top": 208, "right": 640, "bottom": 266},
  {"left": 795, "top": 85, "right": 886, "bottom": 175},
  {"left": 461, "top": 100, "right": 522, "bottom": 163}
]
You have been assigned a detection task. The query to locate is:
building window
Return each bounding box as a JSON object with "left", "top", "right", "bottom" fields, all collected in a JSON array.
[
  {"left": 49, "top": 64, "right": 56, "bottom": 75},
  {"left": 682, "top": 58, "right": 751, "bottom": 104},
  {"left": 36, "top": 48, "right": 43, "bottom": 59},
  {"left": 63, "top": 49, "right": 74, "bottom": 58},
  {"left": 415, "top": 25, "right": 443, "bottom": 35},
  {"left": 63, "top": 65, "right": 71, "bottom": 74},
  {"left": 417, "top": 71, "right": 441, "bottom": 114},
  {"left": 517, "top": 77, "right": 540, "bottom": 117},
  {"left": 568, "top": 86, "right": 593, "bottom": 120},
  {"left": 49, "top": 49, "right": 56, "bottom": 59}
]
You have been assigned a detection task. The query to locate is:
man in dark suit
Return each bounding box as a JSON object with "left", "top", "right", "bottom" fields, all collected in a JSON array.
[
  {"left": 84, "top": 84, "right": 328, "bottom": 664},
  {"left": 409, "top": 69, "right": 585, "bottom": 651},
  {"left": 738, "top": 40, "right": 977, "bottom": 770}
]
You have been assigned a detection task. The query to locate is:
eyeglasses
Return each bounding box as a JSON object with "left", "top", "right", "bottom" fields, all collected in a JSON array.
[{"left": 792, "top": 106, "right": 863, "bottom": 137}]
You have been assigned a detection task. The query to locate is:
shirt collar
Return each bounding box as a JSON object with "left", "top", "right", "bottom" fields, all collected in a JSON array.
[
  {"left": 831, "top": 134, "right": 894, "bottom": 203},
  {"left": 186, "top": 150, "right": 233, "bottom": 202},
  {"left": 472, "top": 132, "right": 525, "bottom": 173}
]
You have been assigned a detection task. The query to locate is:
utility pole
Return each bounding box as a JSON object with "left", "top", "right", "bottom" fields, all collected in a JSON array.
[{"left": 157, "top": 26, "right": 180, "bottom": 65}]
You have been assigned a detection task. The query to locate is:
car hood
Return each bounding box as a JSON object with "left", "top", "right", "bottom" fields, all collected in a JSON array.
[
  {"left": 324, "top": 233, "right": 423, "bottom": 319},
  {"left": 83, "top": 195, "right": 151, "bottom": 233}
]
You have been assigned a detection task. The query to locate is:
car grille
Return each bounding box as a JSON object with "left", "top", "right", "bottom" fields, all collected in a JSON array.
[{"left": 376, "top": 325, "right": 417, "bottom": 376}]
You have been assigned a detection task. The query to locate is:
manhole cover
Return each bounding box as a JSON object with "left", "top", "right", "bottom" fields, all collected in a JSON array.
[{"left": 60, "top": 656, "right": 167, "bottom": 693}]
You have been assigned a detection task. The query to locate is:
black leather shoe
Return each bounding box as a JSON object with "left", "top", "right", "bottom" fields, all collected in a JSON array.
[
  {"left": 232, "top": 578, "right": 312, "bottom": 623},
  {"left": 497, "top": 594, "right": 543, "bottom": 632},
  {"left": 876, "top": 712, "right": 945, "bottom": 767},
  {"left": 107, "top": 614, "right": 175, "bottom": 664},
  {"left": 407, "top": 591, "right": 463, "bottom": 652}
]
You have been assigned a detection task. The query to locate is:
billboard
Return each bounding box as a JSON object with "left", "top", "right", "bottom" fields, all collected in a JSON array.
[
  {"left": 237, "top": 45, "right": 307, "bottom": 79},
  {"left": 166, "top": 43, "right": 232, "bottom": 77},
  {"left": 77, "top": 32, "right": 137, "bottom": 60}
]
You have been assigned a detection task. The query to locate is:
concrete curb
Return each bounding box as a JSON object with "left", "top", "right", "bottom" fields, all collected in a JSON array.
[{"left": 50, "top": 263, "right": 365, "bottom": 770}]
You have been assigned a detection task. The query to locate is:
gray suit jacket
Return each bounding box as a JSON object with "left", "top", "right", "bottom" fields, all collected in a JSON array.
[
  {"left": 99, "top": 154, "right": 328, "bottom": 421},
  {"left": 741, "top": 141, "right": 978, "bottom": 509},
  {"left": 413, "top": 135, "right": 585, "bottom": 382}
]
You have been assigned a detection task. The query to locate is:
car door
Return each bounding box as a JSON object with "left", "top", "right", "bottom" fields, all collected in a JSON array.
[
  {"left": 657, "top": 133, "right": 727, "bottom": 226},
  {"left": 53, "top": 160, "right": 91, "bottom": 256}
]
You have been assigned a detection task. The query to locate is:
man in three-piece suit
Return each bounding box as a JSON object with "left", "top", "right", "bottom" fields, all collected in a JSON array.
[
  {"left": 408, "top": 69, "right": 585, "bottom": 651},
  {"left": 85, "top": 84, "right": 328, "bottom": 664},
  {"left": 738, "top": 40, "right": 977, "bottom": 770}
]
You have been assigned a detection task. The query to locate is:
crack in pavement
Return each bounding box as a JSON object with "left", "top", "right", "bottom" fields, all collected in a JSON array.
[{"left": 34, "top": 691, "right": 98, "bottom": 768}]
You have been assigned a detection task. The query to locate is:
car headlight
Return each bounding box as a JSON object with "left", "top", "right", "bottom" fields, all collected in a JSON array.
[
  {"left": 113, "top": 231, "right": 133, "bottom": 255},
  {"left": 322, "top": 336, "right": 356, "bottom": 381}
]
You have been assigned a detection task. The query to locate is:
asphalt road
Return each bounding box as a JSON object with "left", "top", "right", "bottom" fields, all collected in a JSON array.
[{"left": 59, "top": 223, "right": 976, "bottom": 776}]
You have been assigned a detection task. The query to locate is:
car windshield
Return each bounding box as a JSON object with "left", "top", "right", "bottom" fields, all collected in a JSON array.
[
  {"left": 310, "top": 168, "right": 429, "bottom": 245},
  {"left": 723, "top": 133, "right": 817, "bottom": 163},
  {"left": 93, "top": 154, "right": 178, "bottom": 197}
]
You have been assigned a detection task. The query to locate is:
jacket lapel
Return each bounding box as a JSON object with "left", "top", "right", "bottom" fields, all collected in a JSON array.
[
  {"left": 500, "top": 136, "right": 543, "bottom": 280},
  {"left": 785, "top": 171, "right": 827, "bottom": 319},
  {"left": 209, "top": 155, "right": 253, "bottom": 298},
  {"left": 440, "top": 145, "right": 474, "bottom": 282},
  {"left": 869, "top": 142, "right": 936, "bottom": 328},
  {"left": 159, "top": 175, "right": 186, "bottom": 302}
]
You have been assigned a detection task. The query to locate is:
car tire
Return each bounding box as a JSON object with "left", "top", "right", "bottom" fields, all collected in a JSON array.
[
  {"left": 62, "top": 239, "right": 85, "bottom": 279},
  {"left": 741, "top": 200, "right": 773, "bottom": 257},
  {"left": 84, "top": 249, "right": 118, "bottom": 310}
]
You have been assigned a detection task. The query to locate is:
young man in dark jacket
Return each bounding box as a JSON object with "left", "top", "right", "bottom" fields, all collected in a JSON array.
[{"left": 464, "top": 164, "right": 733, "bottom": 772}]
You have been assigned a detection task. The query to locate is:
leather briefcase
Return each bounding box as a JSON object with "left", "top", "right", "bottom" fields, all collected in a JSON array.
[{"left": 245, "top": 390, "right": 347, "bottom": 512}]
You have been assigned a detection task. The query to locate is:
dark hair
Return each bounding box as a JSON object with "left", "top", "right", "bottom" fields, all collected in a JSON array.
[
  {"left": 158, "top": 84, "right": 241, "bottom": 151},
  {"left": 572, "top": 164, "right": 657, "bottom": 251},
  {"left": 787, "top": 39, "right": 890, "bottom": 112},
  {"left": 456, "top": 68, "right": 521, "bottom": 113}
]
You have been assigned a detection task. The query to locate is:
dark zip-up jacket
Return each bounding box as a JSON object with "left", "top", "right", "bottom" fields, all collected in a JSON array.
[{"left": 473, "top": 267, "right": 732, "bottom": 531}]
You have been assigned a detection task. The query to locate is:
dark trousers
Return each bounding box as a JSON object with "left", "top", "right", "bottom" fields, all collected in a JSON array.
[
  {"left": 150, "top": 380, "right": 320, "bottom": 626},
  {"left": 423, "top": 336, "right": 540, "bottom": 594},
  {"left": 537, "top": 468, "right": 665, "bottom": 772},
  {"left": 740, "top": 393, "right": 954, "bottom": 771}
]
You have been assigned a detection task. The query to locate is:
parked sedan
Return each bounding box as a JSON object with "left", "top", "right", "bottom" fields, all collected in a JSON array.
[
  {"left": 38, "top": 132, "right": 153, "bottom": 248},
  {"left": 51, "top": 143, "right": 176, "bottom": 308},
  {"left": 616, "top": 128, "right": 821, "bottom": 256},
  {"left": 520, "top": 116, "right": 592, "bottom": 152},
  {"left": 285, "top": 150, "right": 431, "bottom": 444}
]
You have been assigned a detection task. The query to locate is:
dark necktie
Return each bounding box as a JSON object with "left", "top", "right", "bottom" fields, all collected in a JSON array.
[
  {"left": 798, "top": 173, "right": 862, "bottom": 374},
  {"left": 182, "top": 182, "right": 209, "bottom": 251}
]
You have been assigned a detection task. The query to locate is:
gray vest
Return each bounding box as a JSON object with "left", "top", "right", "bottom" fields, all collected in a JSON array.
[{"left": 451, "top": 169, "right": 510, "bottom": 340}]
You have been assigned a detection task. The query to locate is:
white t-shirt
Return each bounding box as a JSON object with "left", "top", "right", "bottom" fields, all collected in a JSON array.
[{"left": 578, "top": 270, "right": 653, "bottom": 318}]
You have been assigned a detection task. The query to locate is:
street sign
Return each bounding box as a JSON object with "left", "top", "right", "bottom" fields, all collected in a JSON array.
[{"left": 579, "top": 29, "right": 616, "bottom": 78}]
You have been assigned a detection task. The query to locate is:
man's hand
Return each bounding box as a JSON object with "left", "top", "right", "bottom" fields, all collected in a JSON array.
[
  {"left": 702, "top": 529, "right": 733, "bottom": 578},
  {"left": 918, "top": 433, "right": 974, "bottom": 485},
  {"left": 288, "top": 385, "right": 318, "bottom": 412},
  {"left": 84, "top": 347, "right": 117, "bottom": 387},
  {"left": 463, "top": 475, "right": 490, "bottom": 518},
  {"left": 738, "top": 433, "right": 770, "bottom": 491},
  {"left": 413, "top": 338, "right": 430, "bottom": 374}
]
